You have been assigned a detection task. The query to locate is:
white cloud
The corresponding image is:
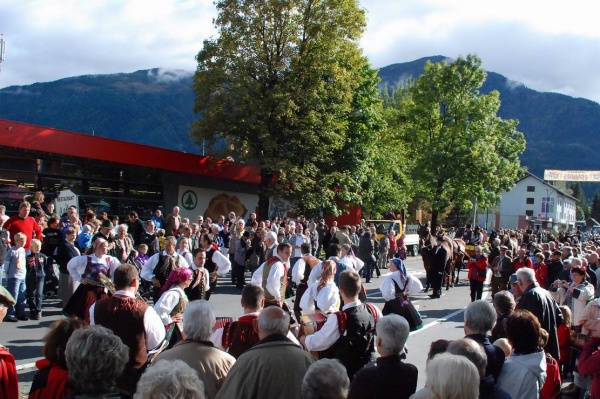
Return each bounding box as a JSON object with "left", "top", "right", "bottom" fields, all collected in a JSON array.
[
  {"left": 0, "top": 0, "right": 599, "bottom": 103},
  {"left": 147, "top": 68, "right": 194, "bottom": 84}
]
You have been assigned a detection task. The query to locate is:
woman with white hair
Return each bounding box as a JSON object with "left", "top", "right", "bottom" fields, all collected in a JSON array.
[
  {"left": 114, "top": 224, "right": 135, "bottom": 264},
  {"left": 134, "top": 359, "right": 206, "bottom": 399},
  {"left": 64, "top": 325, "right": 129, "bottom": 398},
  {"left": 411, "top": 353, "right": 480, "bottom": 399}
]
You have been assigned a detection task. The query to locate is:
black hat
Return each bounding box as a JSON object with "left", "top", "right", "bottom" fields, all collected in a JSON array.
[
  {"left": 101, "top": 219, "right": 114, "bottom": 229},
  {"left": 466, "top": 224, "right": 472, "bottom": 229}
]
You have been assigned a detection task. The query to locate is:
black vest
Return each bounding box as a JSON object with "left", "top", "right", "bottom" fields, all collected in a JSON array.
[
  {"left": 334, "top": 304, "right": 377, "bottom": 379},
  {"left": 205, "top": 247, "right": 217, "bottom": 273}
]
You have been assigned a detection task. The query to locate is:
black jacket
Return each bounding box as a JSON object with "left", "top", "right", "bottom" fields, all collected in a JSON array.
[
  {"left": 348, "top": 355, "right": 418, "bottom": 399},
  {"left": 518, "top": 283, "right": 564, "bottom": 360}
]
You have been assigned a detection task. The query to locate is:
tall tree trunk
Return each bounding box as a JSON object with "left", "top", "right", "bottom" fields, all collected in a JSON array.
[
  {"left": 431, "top": 209, "right": 439, "bottom": 232},
  {"left": 258, "top": 168, "right": 271, "bottom": 221}
]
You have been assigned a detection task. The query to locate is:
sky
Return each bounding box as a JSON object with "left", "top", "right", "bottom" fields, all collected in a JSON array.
[{"left": 1, "top": 0, "right": 599, "bottom": 103}]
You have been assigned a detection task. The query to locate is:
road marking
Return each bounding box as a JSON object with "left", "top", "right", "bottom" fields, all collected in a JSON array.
[
  {"left": 409, "top": 289, "right": 489, "bottom": 336},
  {"left": 16, "top": 362, "right": 37, "bottom": 372}
]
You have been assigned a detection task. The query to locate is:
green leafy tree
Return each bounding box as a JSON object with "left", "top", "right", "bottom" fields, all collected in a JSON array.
[
  {"left": 569, "top": 182, "right": 589, "bottom": 220},
  {"left": 191, "top": 0, "right": 382, "bottom": 218},
  {"left": 395, "top": 55, "right": 526, "bottom": 228},
  {"left": 591, "top": 191, "right": 600, "bottom": 221}
]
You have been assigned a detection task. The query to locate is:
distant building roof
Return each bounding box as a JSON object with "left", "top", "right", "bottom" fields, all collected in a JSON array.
[
  {"left": 517, "top": 171, "right": 578, "bottom": 202},
  {"left": 0, "top": 119, "right": 260, "bottom": 184}
]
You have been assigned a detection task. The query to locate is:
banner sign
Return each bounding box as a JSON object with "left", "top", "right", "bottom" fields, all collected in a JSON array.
[
  {"left": 55, "top": 189, "right": 78, "bottom": 217},
  {"left": 544, "top": 170, "right": 600, "bottom": 182}
]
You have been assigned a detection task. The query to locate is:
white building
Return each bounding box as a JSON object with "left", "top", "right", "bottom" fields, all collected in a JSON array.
[{"left": 494, "top": 172, "right": 577, "bottom": 231}]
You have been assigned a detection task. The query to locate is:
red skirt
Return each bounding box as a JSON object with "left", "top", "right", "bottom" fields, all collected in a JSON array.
[{"left": 62, "top": 284, "right": 110, "bottom": 321}]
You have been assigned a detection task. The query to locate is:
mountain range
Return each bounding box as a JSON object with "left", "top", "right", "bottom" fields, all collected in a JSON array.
[{"left": 1, "top": 56, "right": 600, "bottom": 181}]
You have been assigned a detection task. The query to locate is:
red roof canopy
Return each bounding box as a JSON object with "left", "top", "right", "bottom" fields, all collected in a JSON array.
[{"left": 0, "top": 119, "right": 261, "bottom": 184}]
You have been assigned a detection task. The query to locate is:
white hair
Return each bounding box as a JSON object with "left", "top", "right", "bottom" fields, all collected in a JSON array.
[
  {"left": 118, "top": 223, "right": 128, "bottom": 232},
  {"left": 427, "top": 353, "right": 479, "bottom": 399},
  {"left": 183, "top": 301, "right": 216, "bottom": 342},
  {"left": 376, "top": 314, "right": 410, "bottom": 356},
  {"left": 265, "top": 231, "right": 278, "bottom": 243},
  {"left": 464, "top": 300, "right": 497, "bottom": 334},
  {"left": 301, "top": 359, "right": 349, "bottom": 399},
  {"left": 134, "top": 359, "right": 206, "bottom": 399},
  {"left": 516, "top": 267, "right": 536, "bottom": 284}
]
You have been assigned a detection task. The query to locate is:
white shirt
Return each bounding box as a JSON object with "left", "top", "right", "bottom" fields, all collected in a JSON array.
[
  {"left": 154, "top": 286, "right": 186, "bottom": 326},
  {"left": 307, "top": 261, "right": 324, "bottom": 287},
  {"left": 141, "top": 250, "right": 190, "bottom": 281},
  {"left": 177, "top": 249, "right": 193, "bottom": 267},
  {"left": 293, "top": 235, "right": 305, "bottom": 258},
  {"left": 300, "top": 279, "right": 340, "bottom": 313},
  {"left": 89, "top": 290, "right": 166, "bottom": 351},
  {"left": 251, "top": 254, "right": 288, "bottom": 302},
  {"left": 67, "top": 253, "right": 121, "bottom": 282},
  {"left": 339, "top": 254, "right": 364, "bottom": 274},
  {"left": 209, "top": 248, "right": 231, "bottom": 276},
  {"left": 291, "top": 257, "right": 307, "bottom": 284},
  {"left": 304, "top": 300, "right": 383, "bottom": 352},
  {"left": 210, "top": 311, "right": 301, "bottom": 350},
  {"left": 380, "top": 271, "right": 423, "bottom": 302}
]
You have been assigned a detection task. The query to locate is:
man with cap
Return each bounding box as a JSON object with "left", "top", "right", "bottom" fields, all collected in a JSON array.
[
  {"left": 546, "top": 250, "right": 564, "bottom": 289},
  {"left": 0, "top": 286, "right": 18, "bottom": 398},
  {"left": 92, "top": 219, "right": 116, "bottom": 257}
]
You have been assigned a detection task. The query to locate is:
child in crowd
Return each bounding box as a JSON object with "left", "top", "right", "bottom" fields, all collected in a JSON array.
[
  {"left": 157, "top": 229, "right": 166, "bottom": 252},
  {"left": 25, "top": 239, "right": 49, "bottom": 320},
  {"left": 135, "top": 244, "right": 149, "bottom": 266},
  {"left": 539, "top": 328, "right": 562, "bottom": 399},
  {"left": 557, "top": 305, "right": 572, "bottom": 377},
  {"left": 77, "top": 224, "right": 93, "bottom": 251},
  {"left": 493, "top": 338, "right": 512, "bottom": 358},
  {"left": 4, "top": 232, "right": 28, "bottom": 322}
]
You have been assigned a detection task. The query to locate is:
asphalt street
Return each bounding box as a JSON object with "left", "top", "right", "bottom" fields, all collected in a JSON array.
[{"left": 4, "top": 255, "right": 478, "bottom": 397}]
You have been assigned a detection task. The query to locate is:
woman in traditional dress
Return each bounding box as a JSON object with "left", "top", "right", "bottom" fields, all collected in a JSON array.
[
  {"left": 380, "top": 258, "right": 423, "bottom": 331},
  {"left": 64, "top": 238, "right": 121, "bottom": 321},
  {"left": 300, "top": 259, "right": 340, "bottom": 314},
  {"left": 154, "top": 267, "right": 193, "bottom": 327}
]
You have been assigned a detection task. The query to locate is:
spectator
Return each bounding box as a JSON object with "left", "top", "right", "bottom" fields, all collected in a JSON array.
[
  {"left": 155, "top": 300, "right": 235, "bottom": 399},
  {"left": 447, "top": 338, "right": 511, "bottom": 399},
  {"left": 464, "top": 300, "right": 506, "bottom": 382},
  {"left": 0, "top": 286, "right": 18, "bottom": 399},
  {"left": 4, "top": 201, "right": 42, "bottom": 249},
  {"left": 491, "top": 290, "right": 516, "bottom": 342},
  {"left": 516, "top": 267, "right": 563, "bottom": 360},
  {"left": 497, "top": 309, "right": 547, "bottom": 399},
  {"left": 55, "top": 227, "right": 80, "bottom": 307},
  {"left": 302, "top": 359, "right": 349, "bottom": 399},
  {"left": 578, "top": 335, "right": 600, "bottom": 399},
  {"left": 63, "top": 325, "right": 129, "bottom": 399},
  {"left": 134, "top": 359, "right": 206, "bottom": 399},
  {"left": 0, "top": 217, "right": 8, "bottom": 286},
  {"left": 28, "top": 318, "right": 87, "bottom": 399},
  {"left": 151, "top": 209, "right": 164, "bottom": 230},
  {"left": 4, "top": 232, "right": 28, "bottom": 322},
  {"left": 215, "top": 306, "right": 314, "bottom": 399},
  {"left": 539, "top": 329, "right": 561, "bottom": 399},
  {"left": 77, "top": 224, "right": 93, "bottom": 251},
  {"left": 348, "top": 314, "right": 417, "bottom": 399},
  {"left": 41, "top": 215, "right": 62, "bottom": 259},
  {"left": 412, "top": 353, "right": 479, "bottom": 399},
  {"left": 25, "top": 239, "right": 49, "bottom": 320}
]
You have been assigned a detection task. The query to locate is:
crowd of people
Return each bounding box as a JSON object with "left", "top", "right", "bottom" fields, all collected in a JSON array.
[{"left": 3, "top": 196, "right": 600, "bottom": 398}]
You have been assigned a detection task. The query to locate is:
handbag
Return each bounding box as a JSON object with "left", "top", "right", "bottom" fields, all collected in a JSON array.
[{"left": 382, "top": 278, "right": 423, "bottom": 331}]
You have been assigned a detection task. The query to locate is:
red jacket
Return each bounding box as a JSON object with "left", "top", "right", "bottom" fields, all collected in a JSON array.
[
  {"left": 468, "top": 256, "right": 488, "bottom": 281},
  {"left": 0, "top": 346, "right": 18, "bottom": 399},
  {"left": 28, "top": 359, "right": 73, "bottom": 399},
  {"left": 578, "top": 337, "right": 600, "bottom": 399},
  {"left": 513, "top": 257, "right": 533, "bottom": 272}
]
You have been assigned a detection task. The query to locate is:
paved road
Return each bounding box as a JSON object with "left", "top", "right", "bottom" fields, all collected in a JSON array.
[{"left": 5, "top": 255, "right": 478, "bottom": 397}]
